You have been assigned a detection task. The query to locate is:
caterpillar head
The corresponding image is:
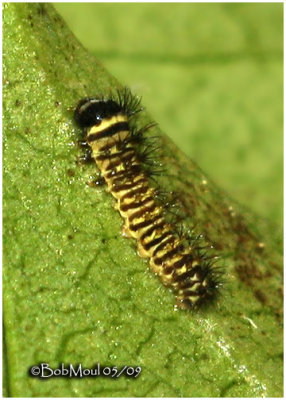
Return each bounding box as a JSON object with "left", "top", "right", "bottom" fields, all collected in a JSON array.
[{"left": 74, "top": 98, "right": 122, "bottom": 128}]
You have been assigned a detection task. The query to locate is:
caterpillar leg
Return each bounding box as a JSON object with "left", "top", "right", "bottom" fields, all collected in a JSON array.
[
  {"left": 87, "top": 174, "right": 106, "bottom": 187},
  {"left": 77, "top": 148, "right": 94, "bottom": 164}
]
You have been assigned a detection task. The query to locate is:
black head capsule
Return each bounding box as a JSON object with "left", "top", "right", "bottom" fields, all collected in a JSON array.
[{"left": 74, "top": 98, "right": 123, "bottom": 128}]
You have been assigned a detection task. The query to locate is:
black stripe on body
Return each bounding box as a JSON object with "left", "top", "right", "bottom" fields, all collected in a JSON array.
[
  {"left": 163, "top": 265, "right": 176, "bottom": 275},
  {"left": 152, "top": 236, "right": 176, "bottom": 257},
  {"left": 143, "top": 232, "right": 173, "bottom": 251},
  {"left": 128, "top": 203, "right": 158, "bottom": 223},
  {"left": 120, "top": 196, "right": 154, "bottom": 212},
  {"left": 171, "top": 254, "right": 191, "bottom": 270},
  {"left": 120, "top": 185, "right": 149, "bottom": 203},
  {"left": 130, "top": 214, "right": 163, "bottom": 232},
  {"left": 173, "top": 269, "right": 198, "bottom": 285},
  {"left": 88, "top": 121, "right": 129, "bottom": 142},
  {"left": 96, "top": 147, "right": 135, "bottom": 162},
  {"left": 98, "top": 141, "right": 119, "bottom": 153},
  {"left": 179, "top": 289, "right": 201, "bottom": 297},
  {"left": 102, "top": 151, "right": 136, "bottom": 172},
  {"left": 153, "top": 245, "right": 184, "bottom": 266},
  {"left": 139, "top": 221, "right": 166, "bottom": 241},
  {"left": 103, "top": 157, "right": 126, "bottom": 172},
  {"left": 105, "top": 164, "right": 141, "bottom": 181},
  {"left": 112, "top": 178, "right": 146, "bottom": 192}
]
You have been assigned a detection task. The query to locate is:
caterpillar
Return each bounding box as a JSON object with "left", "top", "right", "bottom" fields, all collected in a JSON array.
[{"left": 74, "top": 88, "right": 221, "bottom": 309}]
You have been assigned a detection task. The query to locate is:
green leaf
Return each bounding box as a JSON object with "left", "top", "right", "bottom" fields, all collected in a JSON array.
[{"left": 3, "top": 3, "right": 282, "bottom": 397}]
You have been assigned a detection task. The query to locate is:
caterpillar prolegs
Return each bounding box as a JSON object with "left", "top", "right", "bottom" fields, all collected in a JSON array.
[{"left": 74, "top": 89, "right": 221, "bottom": 309}]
